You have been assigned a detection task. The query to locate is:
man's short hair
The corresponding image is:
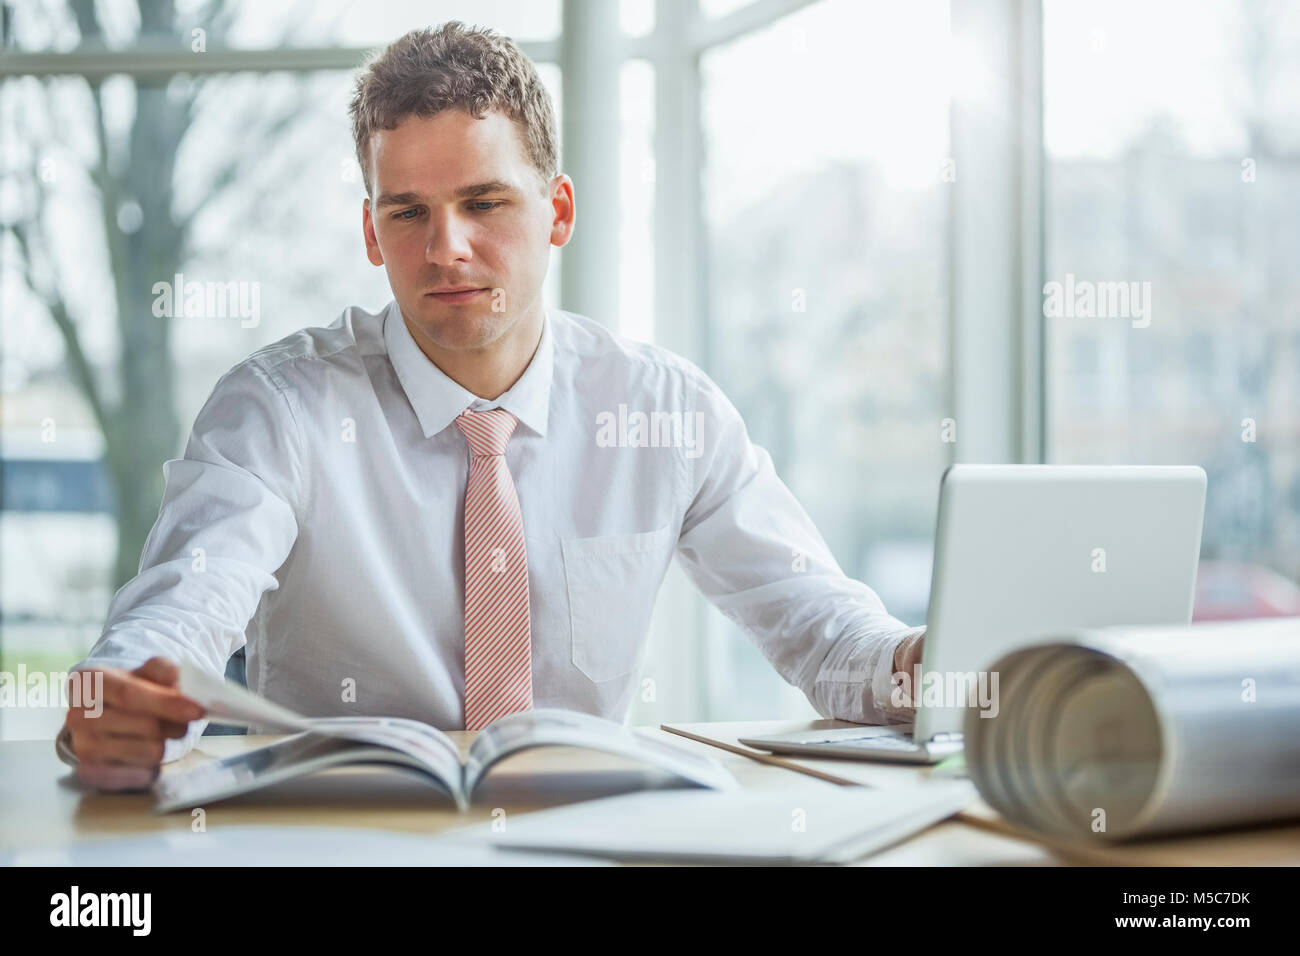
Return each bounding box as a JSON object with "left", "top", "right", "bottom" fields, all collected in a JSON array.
[{"left": 349, "top": 21, "right": 559, "bottom": 197}]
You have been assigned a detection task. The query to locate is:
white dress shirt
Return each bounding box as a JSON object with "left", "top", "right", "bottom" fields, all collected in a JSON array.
[{"left": 61, "top": 300, "right": 922, "bottom": 763}]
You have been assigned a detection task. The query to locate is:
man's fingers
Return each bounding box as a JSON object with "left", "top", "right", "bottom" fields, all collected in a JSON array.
[
  {"left": 132, "top": 656, "right": 180, "bottom": 688},
  {"left": 64, "top": 662, "right": 196, "bottom": 787},
  {"left": 102, "top": 671, "right": 204, "bottom": 724},
  {"left": 76, "top": 761, "right": 157, "bottom": 792},
  {"left": 74, "top": 733, "right": 165, "bottom": 768},
  {"left": 94, "top": 711, "right": 165, "bottom": 741}
]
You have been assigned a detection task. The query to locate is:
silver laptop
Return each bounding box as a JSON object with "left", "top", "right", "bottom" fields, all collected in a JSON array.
[{"left": 740, "top": 464, "right": 1206, "bottom": 764}]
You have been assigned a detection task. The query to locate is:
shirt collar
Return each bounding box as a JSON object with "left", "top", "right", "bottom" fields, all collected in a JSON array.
[{"left": 384, "top": 299, "right": 553, "bottom": 440}]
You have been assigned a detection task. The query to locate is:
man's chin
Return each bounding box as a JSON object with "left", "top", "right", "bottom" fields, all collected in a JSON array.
[{"left": 410, "top": 301, "right": 510, "bottom": 351}]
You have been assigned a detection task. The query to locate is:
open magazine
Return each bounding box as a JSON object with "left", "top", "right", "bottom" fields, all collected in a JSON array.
[
  {"left": 963, "top": 617, "right": 1300, "bottom": 841},
  {"left": 153, "top": 661, "right": 737, "bottom": 813}
]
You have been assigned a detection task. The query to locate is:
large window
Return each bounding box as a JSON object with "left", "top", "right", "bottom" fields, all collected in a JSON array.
[
  {"left": 4, "top": 0, "right": 1298, "bottom": 740},
  {"left": 1044, "top": 0, "right": 1300, "bottom": 619},
  {"left": 698, "top": 0, "right": 952, "bottom": 718}
]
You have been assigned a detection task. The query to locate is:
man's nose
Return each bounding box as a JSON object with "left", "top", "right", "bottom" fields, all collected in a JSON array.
[{"left": 424, "top": 209, "right": 473, "bottom": 265}]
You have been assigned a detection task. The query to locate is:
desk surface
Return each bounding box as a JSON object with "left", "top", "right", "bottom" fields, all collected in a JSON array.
[
  {"left": 21, "top": 718, "right": 1296, "bottom": 865},
  {"left": 0, "top": 722, "right": 1055, "bottom": 866},
  {"left": 661, "top": 718, "right": 1300, "bottom": 866}
]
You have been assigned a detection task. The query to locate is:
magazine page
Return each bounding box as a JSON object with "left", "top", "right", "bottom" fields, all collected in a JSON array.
[
  {"left": 462, "top": 708, "right": 738, "bottom": 796},
  {"left": 300, "top": 717, "right": 465, "bottom": 791},
  {"left": 153, "top": 732, "right": 466, "bottom": 813},
  {"left": 178, "top": 658, "right": 313, "bottom": 733},
  {"left": 174, "top": 661, "right": 466, "bottom": 800},
  {"left": 964, "top": 617, "right": 1300, "bottom": 841},
  {"left": 180, "top": 660, "right": 459, "bottom": 765}
]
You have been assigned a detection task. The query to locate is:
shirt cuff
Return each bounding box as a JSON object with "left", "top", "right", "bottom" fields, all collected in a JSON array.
[{"left": 870, "top": 625, "right": 926, "bottom": 722}]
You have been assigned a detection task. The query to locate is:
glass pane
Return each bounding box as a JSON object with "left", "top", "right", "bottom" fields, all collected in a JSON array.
[
  {"left": 701, "top": 0, "right": 758, "bottom": 20},
  {"left": 224, "top": 0, "right": 563, "bottom": 49},
  {"left": 1044, "top": 0, "right": 1300, "bottom": 621},
  {"left": 2, "top": 0, "right": 562, "bottom": 51},
  {"left": 620, "top": 0, "right": 655, "bottom": 38},
  {"left": 701, "top": 0, "right": 952, "bottom": 718},
  {"left": 619, "top": 58, "right": 655, "bottom": 342}
]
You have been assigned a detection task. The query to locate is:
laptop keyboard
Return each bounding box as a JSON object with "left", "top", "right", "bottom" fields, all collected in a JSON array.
[{"left": 815, "top": 735, "right": 920, "bottom": 752}]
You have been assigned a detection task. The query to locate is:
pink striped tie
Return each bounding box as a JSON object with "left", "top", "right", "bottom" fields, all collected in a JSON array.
[{"left": 455, "top": 407, "right": 533, "bottom": 730}]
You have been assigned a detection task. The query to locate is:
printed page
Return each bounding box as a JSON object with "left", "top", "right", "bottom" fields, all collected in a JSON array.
[
  {"left": 179, "top": 658, "right": 314, "bottom": 733},
  {"left": 440, "top": 781, "right": 978, "bottom": 864},
  {"left": 177, "top": 660, "right": 464, "bottom": 795},
  {"left": 462, "top": 707, "right": 737, "bottom": 795},
  {"left": 154, "top": 733, "right": 464, "bottom": 813},
  {"left": 301, "top": 717, "right": 464, "bottom": 790}
]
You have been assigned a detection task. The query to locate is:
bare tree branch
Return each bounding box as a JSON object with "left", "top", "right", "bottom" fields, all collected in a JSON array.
[
  {"left": 8, "top": 219, "right": 112, "bottom": 438},
  {"left": 174, "top": 103, "right": 306, "bottom": 236},
  {"left": 10, "top": 0, "right": 324, "bottom": 587}
]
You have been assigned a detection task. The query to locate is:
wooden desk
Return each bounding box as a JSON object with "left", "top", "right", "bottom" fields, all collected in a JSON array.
[
  {"left": 0, "top": 724, "right": 1050, "bottom": 865},
  {"left": 662, "top": 718, "right": 1300, "bottom": 866}
]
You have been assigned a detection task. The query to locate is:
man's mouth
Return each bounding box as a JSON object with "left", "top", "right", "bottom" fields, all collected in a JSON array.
[{"left": 426, "top": 286, "right": 488, "bottom": 303}]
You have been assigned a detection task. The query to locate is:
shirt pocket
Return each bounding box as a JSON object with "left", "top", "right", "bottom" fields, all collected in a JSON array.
[{"left": 561, "top": 524, "right": 676, "bottom": 683}]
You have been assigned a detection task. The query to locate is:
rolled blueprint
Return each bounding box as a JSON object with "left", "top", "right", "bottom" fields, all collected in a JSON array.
[{"left": 964, "top": 617, "right": 1300, "bottom": 840}]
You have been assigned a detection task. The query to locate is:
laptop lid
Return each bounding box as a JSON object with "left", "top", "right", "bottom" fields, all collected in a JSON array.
[{"left": 912, "top": 464, "right": 1206, "bottom": 741}]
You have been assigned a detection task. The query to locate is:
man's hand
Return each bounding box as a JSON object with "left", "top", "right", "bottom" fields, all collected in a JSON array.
[
  {"left": 893, "top": 629, "right": 924, "bottom": 675},
  {"left": 890, "top": 629, "right": 926, "bottom": 710},
  {"left": 62, "top": 657, "right": 206, "bottom": 791}
]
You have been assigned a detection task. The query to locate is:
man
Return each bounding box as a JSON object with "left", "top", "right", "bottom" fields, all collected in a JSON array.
[{"left": 59, "top": 21, "right": 925, "bottom": 790}]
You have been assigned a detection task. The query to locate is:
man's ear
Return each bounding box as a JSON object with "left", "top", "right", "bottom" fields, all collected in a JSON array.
[
  {"left": 362, "top": 198, "right": 384, "bottom": 266},
  {"left": 549, "top": 174, "right": 575, "bottom": 248}
]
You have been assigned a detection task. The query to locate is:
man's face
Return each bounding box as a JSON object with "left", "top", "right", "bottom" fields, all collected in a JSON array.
[{"left": 362, "top": 109, "right": 572, "bottom": 352}]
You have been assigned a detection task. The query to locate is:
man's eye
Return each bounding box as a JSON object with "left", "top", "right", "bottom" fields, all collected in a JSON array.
[
  {"left": 393, "top": 208, "right": 421, "bottom": 221},
  {"left": 471, "top": 201, "right": 503, "bottom": 211}
]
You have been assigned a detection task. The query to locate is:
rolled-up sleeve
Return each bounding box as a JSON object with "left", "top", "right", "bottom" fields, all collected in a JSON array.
[
  {"left": 673, "top": 366, "right": 922, "bottom": 725},
  {"left": 61, "top": 357, "right": 304, "bottom": 763}
]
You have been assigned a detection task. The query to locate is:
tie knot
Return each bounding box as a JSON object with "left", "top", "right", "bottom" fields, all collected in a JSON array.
[{"left": 455, "top": 407, "right": 518, "bottom": 457}]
